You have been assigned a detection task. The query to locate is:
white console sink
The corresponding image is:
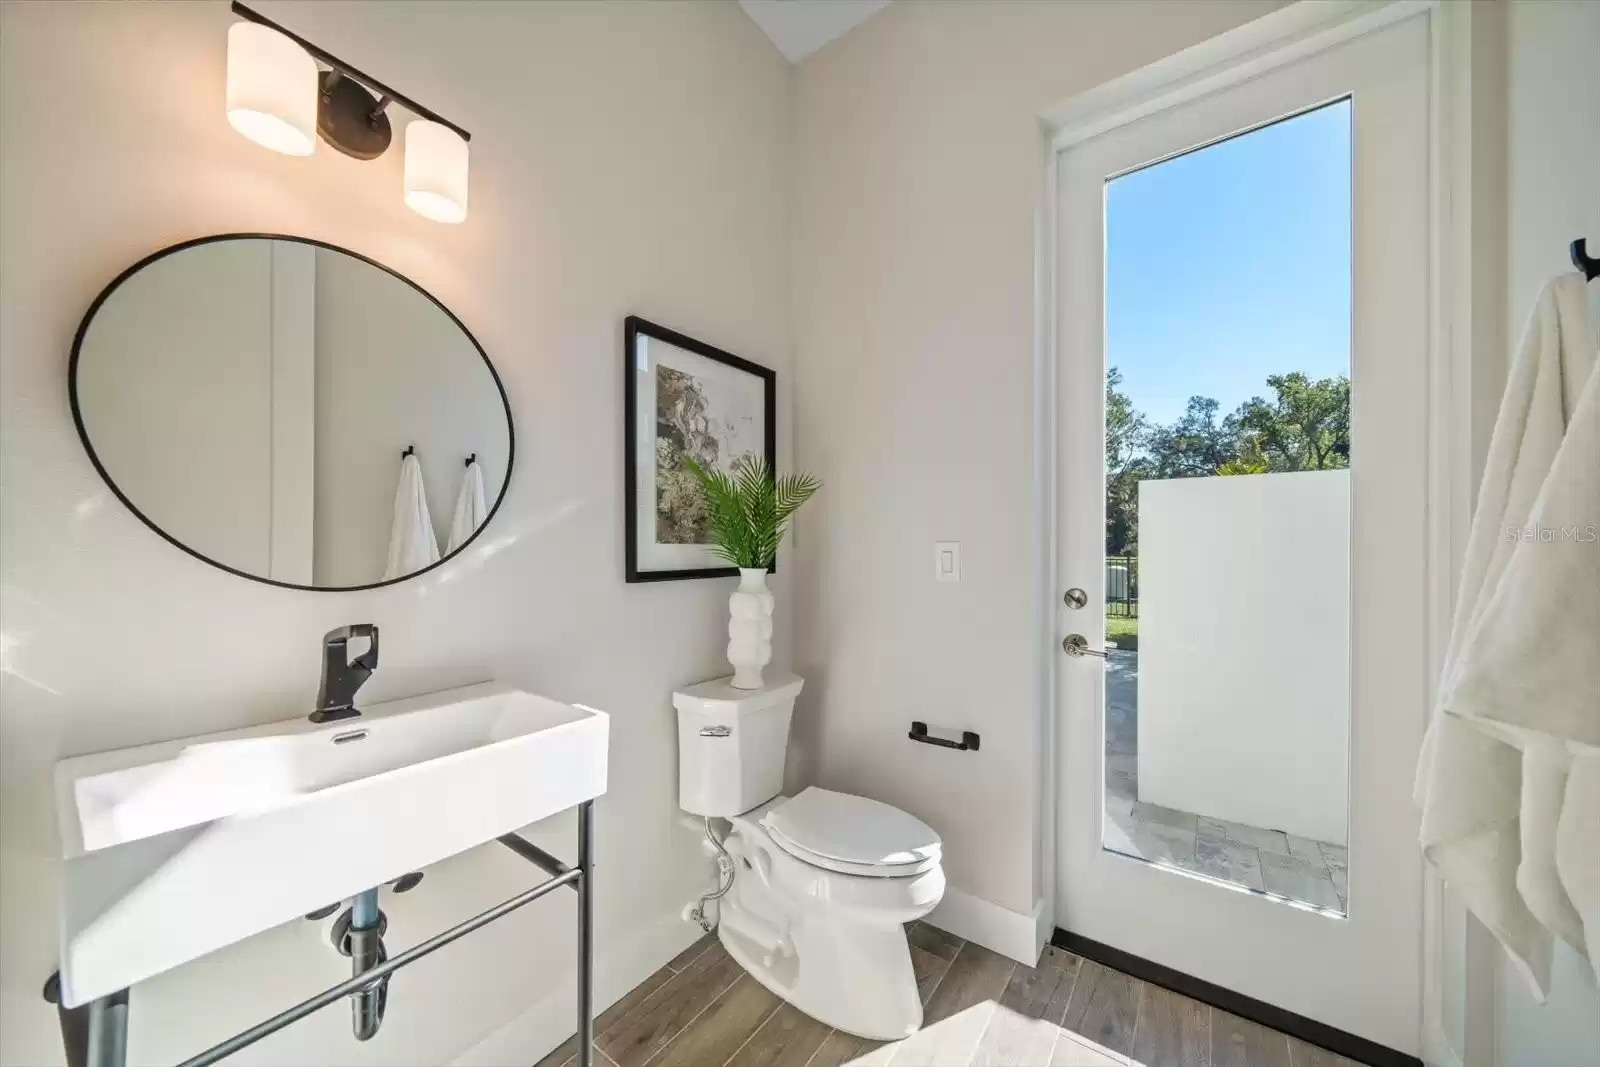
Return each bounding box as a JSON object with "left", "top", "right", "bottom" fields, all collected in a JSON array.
[{"left": 53, "top": 683, "right": 609, "bottom": 1008}]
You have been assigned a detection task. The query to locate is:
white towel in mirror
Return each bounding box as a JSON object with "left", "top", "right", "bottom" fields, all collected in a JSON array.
[
  {"left": 448, "top": 459, "right": 487, "bottom": 553},
  {"left": 384, "top": 453, "right": 440, "bottom": 580}
]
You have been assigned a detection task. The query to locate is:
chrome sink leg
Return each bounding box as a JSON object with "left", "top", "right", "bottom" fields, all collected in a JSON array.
[
  {"left": 87, "top": 990, "right": 130, "bottom": 1067},
  {"left": 44, "top": 973, "right": 127, "bottom": 1067},
  {"left": 577, "top": 800, "right": 594, "bottom": 1067}
]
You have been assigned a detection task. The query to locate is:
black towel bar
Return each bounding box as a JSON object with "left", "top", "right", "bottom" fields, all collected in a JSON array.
[{"left": 909, "top": 721, "right": 980, "bottom": 752}]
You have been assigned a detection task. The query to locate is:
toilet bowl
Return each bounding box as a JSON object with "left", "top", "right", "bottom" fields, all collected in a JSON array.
[
  {"left": 674, "top": 675, "right": 946, "bottom": 1040},
  {"left": 719, "top": 789, "right": 945, "bottom": 1039}
]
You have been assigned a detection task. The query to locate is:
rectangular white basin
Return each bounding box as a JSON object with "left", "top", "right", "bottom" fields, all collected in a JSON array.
[{"left": 54, "top": 683, "right": 608, "bottom": 1008}]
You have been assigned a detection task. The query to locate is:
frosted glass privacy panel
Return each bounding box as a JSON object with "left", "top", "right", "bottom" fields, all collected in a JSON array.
[{"left": 70, "top": 235, "right": 513, "bottom": 590}]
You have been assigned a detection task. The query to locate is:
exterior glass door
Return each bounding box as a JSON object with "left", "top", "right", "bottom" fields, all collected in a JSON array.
[
  {"left": 1099, "top": 99, "right": 1353, "bottom": 916},
  {"left": 1054, "top": 13, "right": 1430, "bottom": 1053}
]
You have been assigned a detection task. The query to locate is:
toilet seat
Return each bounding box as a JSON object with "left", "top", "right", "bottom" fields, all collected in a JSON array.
[
  {"left": 760, "top": 787, "right": 941, "bottom": 878},
  {"left": 765, "top": 823, "right": 942, "bottom": 878}
]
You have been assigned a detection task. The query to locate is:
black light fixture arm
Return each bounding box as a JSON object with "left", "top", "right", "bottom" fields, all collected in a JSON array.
[{"left": 230, "top": 1, "right": 471, "bottom": 143}]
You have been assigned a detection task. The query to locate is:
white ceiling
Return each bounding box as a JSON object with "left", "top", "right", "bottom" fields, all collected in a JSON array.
[{"left": 738, "top": 0, "right": 890, "bottom": 64}]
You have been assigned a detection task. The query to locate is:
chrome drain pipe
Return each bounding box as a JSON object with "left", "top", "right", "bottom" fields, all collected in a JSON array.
[{"left": 338, "top": 890, "right": 388, "bottom": 1041}]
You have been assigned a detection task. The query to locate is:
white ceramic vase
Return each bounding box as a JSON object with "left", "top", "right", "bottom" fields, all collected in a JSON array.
[{"left": 727, "top": 568, "right": 774, "bottom": 689}]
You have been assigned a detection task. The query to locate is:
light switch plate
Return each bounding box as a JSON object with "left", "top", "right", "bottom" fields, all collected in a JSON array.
[{"left": 935, "top": 541, "right": 961, "bottom": 582}]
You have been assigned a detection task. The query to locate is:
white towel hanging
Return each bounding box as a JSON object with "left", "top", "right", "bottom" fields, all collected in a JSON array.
[
  {"left": 448, "top": 458, "right": 487, "bottom": 553},
  {"left": 384, "top": 452, "right": 440, "bottom": 580},
  {"left": 1415, "top": 273, "right": 1600, "bottom": 999}
]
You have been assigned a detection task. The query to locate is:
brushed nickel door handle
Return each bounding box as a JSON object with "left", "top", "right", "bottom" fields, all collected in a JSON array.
[{"left": 1062, "top": 634, "right": 1107, "bottom": 658}]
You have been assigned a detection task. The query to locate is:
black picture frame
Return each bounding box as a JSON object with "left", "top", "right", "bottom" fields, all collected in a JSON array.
[
  {"left": 624, "top": 315, "right": 776, "bottom": 582},
  {"left": 68, "top": 233, "right": 515, "bottom": 593}
]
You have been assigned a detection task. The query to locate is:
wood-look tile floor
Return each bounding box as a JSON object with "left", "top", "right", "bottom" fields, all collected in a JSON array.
[{"left": 535, "top": 922, "right": 1370, "bottom": 1067}]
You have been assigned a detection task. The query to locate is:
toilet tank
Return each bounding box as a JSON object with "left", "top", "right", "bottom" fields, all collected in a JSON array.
[{"left": 674, "top": 674, "right": 804, "bottom": 818}]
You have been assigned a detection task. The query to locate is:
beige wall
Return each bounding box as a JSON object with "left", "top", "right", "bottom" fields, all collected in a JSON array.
[
  {"left": 789, "top": 0, "right": 1282, "bottom": 916},
  {"left": 0, "top": 2, "right": 790, "bottom": 1064},
  {"left": 1496, "top": 1, "right": 1600, "bottom": 1063}
]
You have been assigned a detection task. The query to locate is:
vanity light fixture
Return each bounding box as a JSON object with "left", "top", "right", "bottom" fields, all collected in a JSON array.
[
  {"left": 226, "top": 22, "right": 318, "bottom": 156},
  {"left": 227, "top": 2, "right": 472, "bottom": 223},
  {"left": 404, "top": 120, "right": 470, "bottom": 224}
]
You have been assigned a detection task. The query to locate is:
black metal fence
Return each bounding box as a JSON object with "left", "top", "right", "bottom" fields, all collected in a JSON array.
[{"left": 1106, "top": 555, "right": 1138, "bottom": 617}]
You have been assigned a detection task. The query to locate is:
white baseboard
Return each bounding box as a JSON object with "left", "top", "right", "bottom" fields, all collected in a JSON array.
[
  {"left": 1033, "top": 897, "right": 1053, "bottom": 962},
  {"left": 925, "top": 886, "right": 1045, "bottom": 967},
  {"left": 448, "top": 909, "right": 702, "bottom": 1067}
]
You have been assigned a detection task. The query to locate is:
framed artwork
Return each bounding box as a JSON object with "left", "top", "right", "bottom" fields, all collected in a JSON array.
[{"left": 624, "top": 316, "right": 776, "bottom": 582}]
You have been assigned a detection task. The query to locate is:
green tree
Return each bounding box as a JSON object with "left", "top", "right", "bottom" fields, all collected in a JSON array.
[
  {"left": 1101, "top": 368, "right": 1352, "bottom": 553},
  {"left": 1233, "top": 373, "right": 1350, "bottom": 471},
  {"left": 1143, "top": 395, "right": 1240, "bottom": 478},
  {"left": 1105, "top": 367, "right": 1147, "bottom": 555},
  {"left": 1216, "top": 434, "right": 1269, "bottom": 476}
]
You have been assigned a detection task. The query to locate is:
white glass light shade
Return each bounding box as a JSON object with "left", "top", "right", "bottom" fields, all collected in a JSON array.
[
  {"left": 226, "top": 23, "right": 317, "bottom": 156},
  {"left": 404, "top": 121, "right": 470, "bottom": 224}
]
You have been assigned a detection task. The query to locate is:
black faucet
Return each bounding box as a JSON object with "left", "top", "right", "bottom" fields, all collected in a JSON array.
[{"left": 312, "top": 624, "right": 379, "bottom": 723}]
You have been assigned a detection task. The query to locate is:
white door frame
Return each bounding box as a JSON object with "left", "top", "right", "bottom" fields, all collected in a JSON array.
[{"left": 1031, "top": 2, "right": 1487, "bottom": 1062}]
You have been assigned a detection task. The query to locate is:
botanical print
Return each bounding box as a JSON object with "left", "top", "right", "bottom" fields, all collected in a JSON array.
[{"left": 654, "top": 364, "right": 758, "bottom": 544}]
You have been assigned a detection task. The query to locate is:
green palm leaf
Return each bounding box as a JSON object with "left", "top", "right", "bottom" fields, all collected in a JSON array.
[{"left": 682, "top": 455, "right": 821, "bottom": 569}]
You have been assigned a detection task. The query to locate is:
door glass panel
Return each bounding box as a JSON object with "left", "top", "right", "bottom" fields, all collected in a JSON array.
[{"left": 1100, "top": 100, "right": 1352, "bottom": 914}]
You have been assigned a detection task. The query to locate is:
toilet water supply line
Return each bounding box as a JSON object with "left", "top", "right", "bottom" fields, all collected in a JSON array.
[{"left": 688, "top": 818, "right": 736, "bottom": 933}]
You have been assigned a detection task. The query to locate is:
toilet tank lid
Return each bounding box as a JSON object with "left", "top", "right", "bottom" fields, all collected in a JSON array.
[
  {"left": 672, "top": 673, "right": 804, "bottom": 713},
  {"left": 761, "top": 786, "right": 941, "bottom": 868}
]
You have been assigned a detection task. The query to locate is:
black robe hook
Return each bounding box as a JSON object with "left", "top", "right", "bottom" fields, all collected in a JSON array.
[{"left": 1572, "top": 238, "right": 1599, "bottom": 282}]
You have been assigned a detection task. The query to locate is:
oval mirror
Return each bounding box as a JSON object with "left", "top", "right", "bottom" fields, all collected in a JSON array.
[{"left": 70, "top": 235, "right": 513, "bottom": 591}]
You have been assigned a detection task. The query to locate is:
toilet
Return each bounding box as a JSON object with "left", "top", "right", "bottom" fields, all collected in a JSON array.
[{"left": 674, "top": 673, "right": 945, "bottom": 1041}]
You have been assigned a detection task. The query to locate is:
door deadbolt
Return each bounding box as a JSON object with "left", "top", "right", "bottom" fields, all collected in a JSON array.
[{"left": 1063, "top": 588, "right": 1088, "bottom": 610}]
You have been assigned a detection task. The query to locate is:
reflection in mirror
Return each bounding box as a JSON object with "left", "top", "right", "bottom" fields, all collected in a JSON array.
[{"left": 71, "top": 236, "right": 512, "bottom": 590}]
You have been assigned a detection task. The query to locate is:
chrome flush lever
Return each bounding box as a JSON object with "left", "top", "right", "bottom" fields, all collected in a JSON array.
[{"left": 1062, "top": 634, "right": 1108, "bottom": 658}]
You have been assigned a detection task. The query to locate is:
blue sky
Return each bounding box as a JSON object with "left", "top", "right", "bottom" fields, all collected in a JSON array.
[{"left": 1105, "top": 99, "right": 1352, "bottom": 427}]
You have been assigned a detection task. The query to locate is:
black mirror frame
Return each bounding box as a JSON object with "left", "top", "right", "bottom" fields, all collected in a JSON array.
[{"left": 67, "top": 233, "right": 515, "bottom": 593}]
